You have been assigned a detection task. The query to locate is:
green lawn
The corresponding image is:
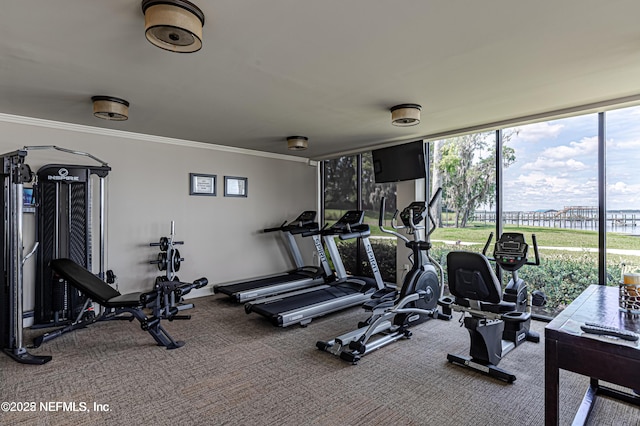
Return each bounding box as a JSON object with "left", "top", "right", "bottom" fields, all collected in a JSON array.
[
  {"left": 430, "top": 224, "right": 640, "bottom": 251},
  {"left": 326, "top": 209, "right": 640, "bottom": 251}
]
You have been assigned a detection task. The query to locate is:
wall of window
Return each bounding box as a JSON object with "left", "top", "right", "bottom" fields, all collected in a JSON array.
[
  {"left": 502, "top": 115, "right": 599, "bottom": 317},
  {"left": 322, "top": 153, "right": 398, "bottom": 283},
  {"left": 322, "top": 156, "right": 359, "bottom": 276},
  {"left": 605, "top": 106, "right": 640, "bottom": 295},
  {"left": 322, "top": 103, "right": 640, "bottom": 318}
]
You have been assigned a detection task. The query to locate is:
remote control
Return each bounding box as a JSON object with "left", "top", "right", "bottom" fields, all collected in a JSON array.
[{"left": 580, "top": 322, "right": 639, "bottom": 341}]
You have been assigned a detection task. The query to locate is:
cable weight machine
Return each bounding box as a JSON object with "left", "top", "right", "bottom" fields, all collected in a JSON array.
[
  {"left": 0, "top": 150, "right": 51, "bottom": 364},
  {"left": 29, "top": 146, "right": 111, "bottom": 328}
]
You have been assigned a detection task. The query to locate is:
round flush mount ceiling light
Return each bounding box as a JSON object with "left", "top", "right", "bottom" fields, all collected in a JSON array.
[
  {"left": 91, "top": 96, "right": 129, "bottom": 121},
  {"left": 390, "top": 103, "right": 422, "bottom": 127},
  {"left": 287, "top": 136, "right": 309, "bottom": 151},
  {"left": 141, "top": 0, "right": 205, "bottom": 53}
]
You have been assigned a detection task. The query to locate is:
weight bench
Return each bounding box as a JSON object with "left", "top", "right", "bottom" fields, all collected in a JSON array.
[{"left": 35, "top": 258, "right": 205, "bottom": 350}]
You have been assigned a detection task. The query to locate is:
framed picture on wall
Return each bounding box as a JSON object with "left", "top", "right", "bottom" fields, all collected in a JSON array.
[
  {"left": 189, "top": 173, "right": 216, "bottom": 196},
  {"left": 224, "top": 176, "right": 247, "bottom": 197}
]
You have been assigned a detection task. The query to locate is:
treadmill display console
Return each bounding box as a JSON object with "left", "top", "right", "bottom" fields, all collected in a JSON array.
[
  {"left": 330, "top": 210, "right": 365, "bottom": 231},
  {"left": 294, "top": 210, "right": 317, "bottom": 226},
  {"left": 284, "top": 211, "right": 318, "bottom": 234}
]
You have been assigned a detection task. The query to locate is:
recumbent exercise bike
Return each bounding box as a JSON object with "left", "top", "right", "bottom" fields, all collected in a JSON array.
[{"left": 438, "top": 232, "right": 545, "bottom": 382}]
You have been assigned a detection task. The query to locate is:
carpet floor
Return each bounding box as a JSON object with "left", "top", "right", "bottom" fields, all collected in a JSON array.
[{"left": 1, "top": 293, "right": 638, "bottom": 425}]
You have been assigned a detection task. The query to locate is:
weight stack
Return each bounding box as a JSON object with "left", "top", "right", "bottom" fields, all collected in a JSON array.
[{"left": 34, "top": 164, "right": 110, "bottom": 325}]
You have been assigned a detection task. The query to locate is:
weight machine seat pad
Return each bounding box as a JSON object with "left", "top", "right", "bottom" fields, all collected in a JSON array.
[{"left": 49, "top": 258, "right": 142, "bottom": 309}]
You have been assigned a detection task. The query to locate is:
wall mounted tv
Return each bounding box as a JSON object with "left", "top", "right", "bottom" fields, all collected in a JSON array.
[{"left": 372, "top": 140, "right": 426, "bottom": 183}]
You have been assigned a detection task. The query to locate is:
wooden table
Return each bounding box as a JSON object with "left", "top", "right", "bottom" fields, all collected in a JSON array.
[{"left": 545, "top": 285, "right": 640, "bottom": 425}]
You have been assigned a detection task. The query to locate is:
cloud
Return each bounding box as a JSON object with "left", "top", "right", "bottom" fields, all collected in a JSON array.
[
  {"left": 607, "top": 181, "right": 640, "bottom": 209},
  {"left": 511, "top": 122, "right": 564, "bottom": 143},
  {"left": 539, "top": 136, "right": 598, "bottom": 160},
  {"left": 503, "top": 172, "right": 597, "bottom": 210},
  {"left": 521, "top": 157, "right": 587, "bottom": 171},
  {"left": 606, "top": 137, "right": 640, "bottom": 150}
]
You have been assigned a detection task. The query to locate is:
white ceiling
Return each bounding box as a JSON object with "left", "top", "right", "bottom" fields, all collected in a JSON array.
[{"left": 1, "top": 1, "right": 640, "bottom": 159}]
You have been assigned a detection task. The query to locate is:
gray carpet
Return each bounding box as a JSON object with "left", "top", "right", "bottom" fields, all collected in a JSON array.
[{"left": 1, "top": 294, "right": 638, "bottom": 425}]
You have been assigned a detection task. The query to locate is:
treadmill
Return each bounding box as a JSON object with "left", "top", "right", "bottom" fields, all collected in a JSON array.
[
  {"left": 244, "top": 210, "right": 390, "bottom": 327},
  {"left": 213, "top": 211, "right": 334, "bottom": 303}
]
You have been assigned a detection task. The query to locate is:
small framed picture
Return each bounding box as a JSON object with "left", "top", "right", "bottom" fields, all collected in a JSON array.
[
  {"left": 224, "top": 176, "right": 248, "bottom": 198},
  {"left": 189, "top": 173, "right": 216, "bottom": 196}
]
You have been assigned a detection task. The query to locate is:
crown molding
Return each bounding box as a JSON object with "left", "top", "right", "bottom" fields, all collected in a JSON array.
[{"left": 0, "top": 113, "right": 309, "bottom": 164}]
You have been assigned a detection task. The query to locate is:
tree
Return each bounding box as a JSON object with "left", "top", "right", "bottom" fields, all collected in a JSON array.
[
  {"left": 324, "top": 154, "right": 397, "bottom": 213},
  {"left": 435, "top": 132, "right": 516, "bottom": 228},
  {"left": 323, "top": 156, "right": 357, "bottom": 210},
  {"left": 362, "top": 153, "right": 396, "bottom": 213},
  {"left": 430, "top": 140, "right": 444, "bottom": 227}
]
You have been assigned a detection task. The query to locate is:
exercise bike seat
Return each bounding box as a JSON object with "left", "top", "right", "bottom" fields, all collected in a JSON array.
[{"left": 447, "top": 251, "right": 521, "bottom": 316}]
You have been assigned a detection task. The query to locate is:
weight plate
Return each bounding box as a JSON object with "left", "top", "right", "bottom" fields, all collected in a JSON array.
[
  {"left": 159, "top": 237, "right": 169, "bottom": 252},
  {"left": 172, "top": 249, "right": 181, "bottom": 272},
  {"left": 157, "top": 252, "right": 168, "bottom": 271}
]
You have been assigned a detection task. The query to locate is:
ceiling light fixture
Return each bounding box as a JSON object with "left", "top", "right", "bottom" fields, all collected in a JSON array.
[
  {"left": 141, "top": 0, "right": 205, "bottom": 53},
  {"left": 91, "top": 96, "right": 129, "bottom": 121},
  {"left": 390, "top": 104, "right": 422, "bottom": 127},
  {"left": 287, "top": 136, "right": 309, "bottom": 151}
]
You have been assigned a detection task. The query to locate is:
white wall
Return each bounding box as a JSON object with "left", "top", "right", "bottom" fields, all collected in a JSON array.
[{"left": 0, "top": 116, "right": 318, "bottom": 316}]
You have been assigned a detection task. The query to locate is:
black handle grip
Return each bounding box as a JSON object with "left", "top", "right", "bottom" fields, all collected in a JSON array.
[
  {"left": 429, "top": 187, "right": 442, "bottom": 209},
  {"left": 339, "top": 225, "right": 370, "bottom": 240},
  {"left": 379, "top": 197, "right": 386, "bottom": 227},
  {"left": 482, "top": 232, "right": 494, "bottom": 256},
  {"left": 193, "top": 277, "right": 208, "bottom": 288},
  {"left": 140, "top": 291, "right": 158, "bottom": 305},
  {"left": 528, "top": 234, "right": 541, "bottom": 266},
  {"left": 263, "top": 221, "right": 288, "bottom": 233}
]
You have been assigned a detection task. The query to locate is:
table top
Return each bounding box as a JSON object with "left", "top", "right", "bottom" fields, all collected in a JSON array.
[{"left": 546, "top": 285, "right": 639, "bottom": 352}]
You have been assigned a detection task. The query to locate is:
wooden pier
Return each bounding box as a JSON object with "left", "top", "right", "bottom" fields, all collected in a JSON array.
[{"left": 473, "top": 206, "right": 639, "bottom": 231}]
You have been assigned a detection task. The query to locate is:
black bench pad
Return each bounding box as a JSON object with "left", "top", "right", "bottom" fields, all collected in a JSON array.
[{"left": 49, "top": 258, "right": 142, "bottom": 308}]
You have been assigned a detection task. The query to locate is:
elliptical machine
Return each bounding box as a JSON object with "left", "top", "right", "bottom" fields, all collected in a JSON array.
[
  {"left": 439, "top": 232, "right": 543, "bottom": 382},
  {"left": 316, "top": 189, "right": 450, "bottom": 364}
]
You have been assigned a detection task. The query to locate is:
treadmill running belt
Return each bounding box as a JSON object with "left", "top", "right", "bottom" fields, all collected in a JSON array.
[
  {"left": 248, "top": 280, "right": 371, "bottom": 317},
  {"left": 216, "top": 273, "right": 308, "bottom": 295}
]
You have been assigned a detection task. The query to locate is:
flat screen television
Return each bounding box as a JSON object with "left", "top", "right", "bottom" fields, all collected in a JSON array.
[{"left": 372, "top": 140, "right": 426, "bottom": 183}]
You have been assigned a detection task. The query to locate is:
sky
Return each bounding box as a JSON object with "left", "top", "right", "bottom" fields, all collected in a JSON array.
[{"left": 502, "top": 105, "right": 640, "bottom": 212}]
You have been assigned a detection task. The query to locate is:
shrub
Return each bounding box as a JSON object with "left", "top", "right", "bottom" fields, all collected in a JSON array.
[{"left": 333, "top": 239, "right": 639, "bottom": 316}]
